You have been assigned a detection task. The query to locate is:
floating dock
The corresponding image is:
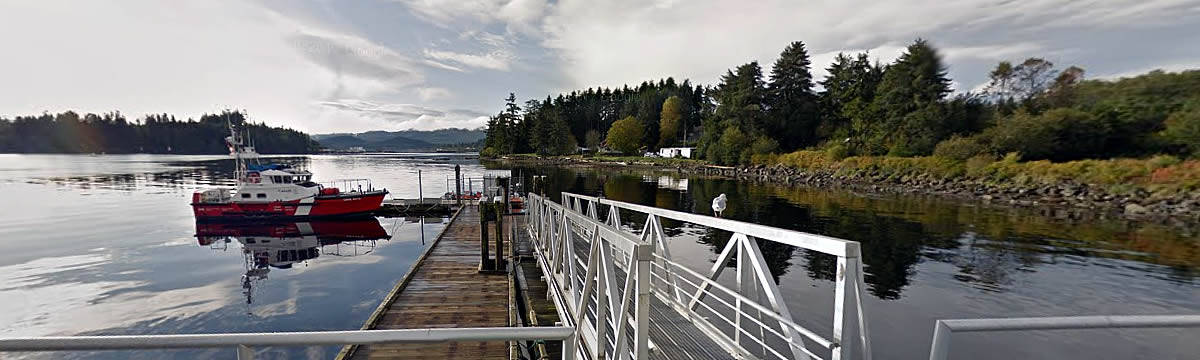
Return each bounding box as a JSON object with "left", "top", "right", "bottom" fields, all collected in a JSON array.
[{"left": 339, "top": 205, "right": 515, "bottom": 360}]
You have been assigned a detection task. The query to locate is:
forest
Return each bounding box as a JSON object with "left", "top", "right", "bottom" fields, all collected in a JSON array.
[
  {"left": 481, "top": 39, "right": 1200, "bottom": 168},
  {"left": 0, "top": 110, "right": 319, "bottom": 154}
]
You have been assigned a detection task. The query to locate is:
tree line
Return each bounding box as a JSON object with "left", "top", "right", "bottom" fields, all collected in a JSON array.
[
  {"left": 483, "top": 38, "right": 1200, "bottom": 165},
  {"left": 0, "top": 110, "right": 319, "bottom": 154}
]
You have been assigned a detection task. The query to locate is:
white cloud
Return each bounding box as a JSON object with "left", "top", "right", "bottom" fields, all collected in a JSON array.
[
  {"left": 417, "top": 87, "right": 453, "bottom": 101},
  {"left": 424, "top": 49, "right": 514, "bottom": 71},
  {"left": 317, "top": 99, "right": 488, "bottom": 130},
  {"left": 423, "top": 59, "right": 466, "bottom": 72},
  {"left": 1095, "top": 61, "right": 1200, "bottom": 80},
  {"left": 536, "top": 0, "right": 1197, "bottom": 89},
  {"left": 395, "top": 0, "right": 544, "bottom": 33}
]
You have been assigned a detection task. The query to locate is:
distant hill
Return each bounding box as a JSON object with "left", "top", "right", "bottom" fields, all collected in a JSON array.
[
  {"left": 370, "top": 135, "right": 435, "bottom": 151},
  {"left": 314, "top": 128, "right": 484, "bottom": 151},
  {"left": 316, "top": 135, "right": 369, "bottom": 149}
]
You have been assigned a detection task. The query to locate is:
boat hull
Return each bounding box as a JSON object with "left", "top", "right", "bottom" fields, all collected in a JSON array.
[{"left": 192, "top": 191, "right": 387, "bottom": 220}]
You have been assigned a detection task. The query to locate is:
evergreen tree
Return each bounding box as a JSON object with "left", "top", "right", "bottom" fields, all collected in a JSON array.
[
  {"left": 868, "top": 39, "right": 952, "bottom": 155},
  {"left": 818, "top": 52, "right": 884, "bottom": 150},
  {"left": 699, "top": 62, "right": 768, "bottom": 164},
  {"left": 767, "top": 41, "right": 819, "bottom": 150}
]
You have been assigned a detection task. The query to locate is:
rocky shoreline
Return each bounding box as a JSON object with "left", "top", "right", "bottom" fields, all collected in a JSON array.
[{"left": 492, "top": 155, "right": 1200, "bottom": 226}]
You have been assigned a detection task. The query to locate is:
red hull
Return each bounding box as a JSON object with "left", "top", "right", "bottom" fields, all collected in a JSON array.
[{"left": 192, "top": 191, "right": 387, "bottom": 219}]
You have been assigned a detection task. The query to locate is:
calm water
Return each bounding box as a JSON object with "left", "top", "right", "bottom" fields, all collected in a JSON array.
[
  {"left": 0, "top": 154, "right": 501, "bottom": 359},
  {"left": 1, "top": 155, "right": 1196, "bottom": 359},
  {"left": 500, "top": 164, "right": 1199, "bottom": 360}
]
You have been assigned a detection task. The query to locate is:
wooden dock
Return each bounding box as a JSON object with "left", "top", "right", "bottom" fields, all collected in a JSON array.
[{"left": 339, "top": 205, "right": 513, "bottom": 360}]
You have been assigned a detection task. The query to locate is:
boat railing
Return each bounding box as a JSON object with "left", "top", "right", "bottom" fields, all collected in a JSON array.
[
  {"left": 196, "top": 188, "right": 233, "bottom": 203},
  {"left": 0, "top": 326, "right": 576, "bottom": 360},
  {"left": 319, "top": 179, "right": 377, "bottom": 193}
]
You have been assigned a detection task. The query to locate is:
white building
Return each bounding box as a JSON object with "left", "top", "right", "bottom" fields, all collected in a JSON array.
[{"left": 656, "top": 147, "right": 694, "bottom": 158}]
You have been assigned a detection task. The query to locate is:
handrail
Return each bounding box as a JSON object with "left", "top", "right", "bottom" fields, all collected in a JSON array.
[
  {"left": 528, "top": 192, "right": 873, "bottom": 360},
  {"left": 0, "top": 327, "right": 575, "bottom": 358},
  {"left": 655, "top": 254, "right": 835, "bottom": 348},
  {"left": 561, "top": 192, "right": 858, "bottom": 257},
  {"left": 929, "top": 315, "right": 1200, "bottom": 360}
]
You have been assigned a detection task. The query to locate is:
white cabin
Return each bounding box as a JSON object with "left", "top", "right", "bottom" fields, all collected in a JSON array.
[
  {"left": 656, "top": 147, "right": 695, "bottom": 159},
  {"left": 234, "top": 169, "right": 319, "bottom": 202}
]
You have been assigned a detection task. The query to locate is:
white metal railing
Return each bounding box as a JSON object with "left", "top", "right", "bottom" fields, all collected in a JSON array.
[
  {"left": 525, "top": 192, "right": 872, "bottom": 360},
  {"left": 319, "top": 178, "right": 376, "bottom": 193},
  {"left": 0, "top": 327, "right": 575, "bottom": 360},
  {"left": 928, "top": 315, "right": 1200, "bottom": 360}
]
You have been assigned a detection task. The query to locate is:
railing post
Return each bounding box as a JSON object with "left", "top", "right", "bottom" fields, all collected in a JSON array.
[
  {"left": 929, "top": 321, "right": 951, "bottom": 360},
  {"left": 832, "top": 255, "right": 853, "bottom": 360},
  {"left": 633, "top": 243, "right": 652, "bottom": 359},
  {"left": 563, "top": 331, "right": 578, "bottom": 360},
  {"left": 237, "top": 344, "right": 254, "bottom": 360}
]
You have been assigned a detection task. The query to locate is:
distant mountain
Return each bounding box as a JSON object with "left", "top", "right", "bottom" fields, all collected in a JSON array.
[
  {"left": 316, "top": 135, "right": 369, "bottom": 149},
  {"left": 314, "top": 128, "right": 482, "bottom": 151},
  {"left": 370, "top": 135, "right": 435, "bottom": 151}
]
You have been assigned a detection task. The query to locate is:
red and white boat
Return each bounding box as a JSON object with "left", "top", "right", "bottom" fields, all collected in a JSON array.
[{"left": 191, "top": 124, "right": 388, "bottom": 220}]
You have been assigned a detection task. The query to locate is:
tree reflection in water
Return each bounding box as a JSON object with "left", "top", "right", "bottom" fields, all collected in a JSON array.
[{"left": 503, "top": 163, "right": 1198, "bottom": 301}]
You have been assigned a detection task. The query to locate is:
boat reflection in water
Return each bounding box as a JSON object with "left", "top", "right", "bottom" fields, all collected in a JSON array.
[{"left": 195, "top": 218, "right": 390, "bottom": 308}]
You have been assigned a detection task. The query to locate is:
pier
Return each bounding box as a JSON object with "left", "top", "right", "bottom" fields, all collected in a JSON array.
[{"left": 340, "top": 204, "right": 512, "bottom": 359}]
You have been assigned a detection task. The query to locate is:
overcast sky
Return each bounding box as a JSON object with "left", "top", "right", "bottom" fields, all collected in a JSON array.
[{"left": 2, "top": 0, "right": 1198, "bottom": 133}]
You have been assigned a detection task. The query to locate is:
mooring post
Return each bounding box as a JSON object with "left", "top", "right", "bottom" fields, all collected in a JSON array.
[
  {"left": 494, "top": 200, "right": 504, "bottom": 271},
  {"left": 454, "top": 165, "right": 462, "bottom": 206},
  {"left": 502, "top": 177, "right": 511, "bottom": 214},
  {"left": 480, "top": 202, "right": 490, "bottom": 269},
  {"left": 417, "top": 169, "right": 423, "bottom": 204}
]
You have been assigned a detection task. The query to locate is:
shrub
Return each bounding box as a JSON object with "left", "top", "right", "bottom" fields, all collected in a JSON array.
[
  {"left": 1159, "top": 105, "right": 1200, "bottom": 156},
  {"left": 716, "top": 127, "right": 752, "bottom": 165},
  {"left": 982, "top": 108, "right": 1111, "bottom": 161},
  {"left": 933, "top": 135, "right": 989, "bottom": 161},
  {"left": 825, "top": 143, "right": 851, "bottom": 161},
  {"left": 965, "top": 154, "right": 997, "bottom": 177}
]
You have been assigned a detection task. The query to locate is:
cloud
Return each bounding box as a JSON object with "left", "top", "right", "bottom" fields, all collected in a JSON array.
[
  {"left": 1095, "top": 61, "right": 1200, "bottom": 80},
  {"left": 417, "top": 87, "right": 453, "bottom": 101},
  {"left": 423, "top": 59, "right": 466, "bottom": 72},
  {"left": 423, "top": 49, "right": 514, "bottom": 71},
  {"left": 535, "top": 0, "right": 1199, "bottom": 90},
  {"left": 394, "top": 0, "right": 544, "bottom": 33},
  {"left": 317, "top": 99, "right": 488, "bottom": 130},
  {"left": 288, "top": 31, "right": 424, "bottom": 89}
]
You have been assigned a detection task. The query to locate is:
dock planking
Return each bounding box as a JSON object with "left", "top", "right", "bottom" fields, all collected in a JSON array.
[{"left": 342, "top": 205, "right": 512, "bottom": 360}]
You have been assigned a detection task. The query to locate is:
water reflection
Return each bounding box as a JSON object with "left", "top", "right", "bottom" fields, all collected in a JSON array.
[
  {"left": 505, "top": 164, "right": 1198, "bottom": 300},
  {"left": 194, "top": 218, "right": 390, "bottom": 310}
]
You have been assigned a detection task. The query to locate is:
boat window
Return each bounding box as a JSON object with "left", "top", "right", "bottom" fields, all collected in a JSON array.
[
  {"left": 241, "top": 193, "right": 250, "bottom": 199},
  {"left": 257, "top": 193, "right": 267, "bottom": 198},
  {"left": 272, "top": 176, "right": 282, "bottom": 183}
]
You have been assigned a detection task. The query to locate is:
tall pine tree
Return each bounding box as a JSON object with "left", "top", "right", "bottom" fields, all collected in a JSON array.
[
  {"left": 869, "top": 39, "right": 952, "bottom": 155},
  {"left": 767, "top": 41, "right": 819, "bottom": 150}
]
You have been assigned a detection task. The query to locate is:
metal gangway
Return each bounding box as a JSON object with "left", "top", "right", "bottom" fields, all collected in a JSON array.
[{"left": 524, "top": 192, "right": 871, "bottom": 360}]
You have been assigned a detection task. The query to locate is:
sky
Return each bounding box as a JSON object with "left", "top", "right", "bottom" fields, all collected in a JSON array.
[{"left": 1, "top": 0, "right": 1198, "bottom": 134}]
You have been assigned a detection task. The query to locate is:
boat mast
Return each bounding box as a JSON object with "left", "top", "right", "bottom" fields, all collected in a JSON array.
[{"left": 228, "top": 117, "right": 246, "bottom": 185}]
